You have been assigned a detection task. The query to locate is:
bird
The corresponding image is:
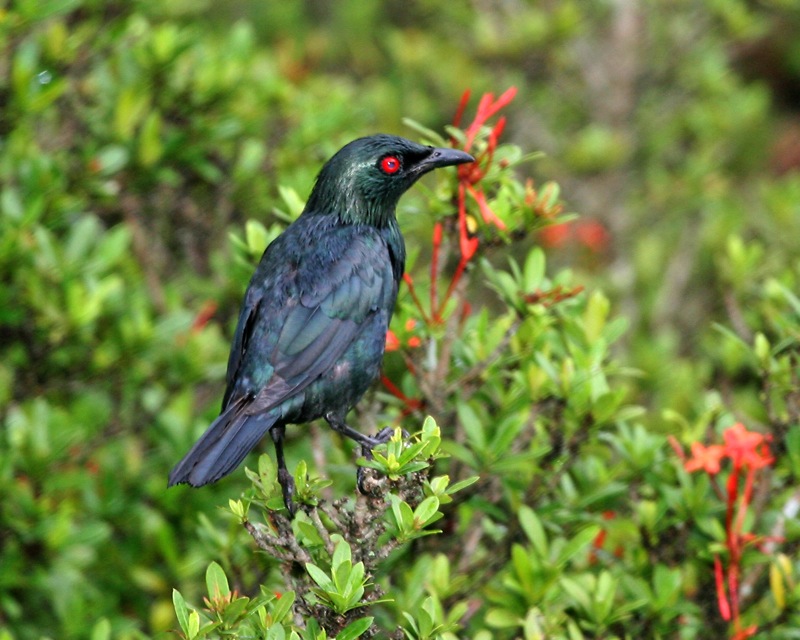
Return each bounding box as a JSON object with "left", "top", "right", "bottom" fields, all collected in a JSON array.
[{"left": 168, "top": 134, "right": 474, "bottom": 513}]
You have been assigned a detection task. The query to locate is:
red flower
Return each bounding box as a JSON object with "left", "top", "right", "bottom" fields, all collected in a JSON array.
[
  {"left": 391, "top": 87, "right": 518, "bottom": 411},
  {"left": 539, "top": 220, "right": 610, "bottom": 252},
  {"left": 455, "top": 87, "right": 517, "bottom": 153},
  {"left": 452, "top": 87, "right": 517, "bottom": 260},
  {"left": 467, "top": 184, "right": 508, "bottom": 230},
  {"left": 539, "top": 223, "right": 571, "bottom": 248},
  {"left": 575, "top": 220, "right": 610, "bottom": 252},
  {"left": 722, "top": 423, "right": 773, "bottom": 470},
  {"left": 385, "top": 330, "right": 400, "bottom": 352},
  {"left": 457, "top": 183, "right": 480, "bottom": 261},
  {"left": 680, "top": 424, "right": 774, "bottom": 637},
  {"left": 684, "top": 442, "right": 726, "bottom": 475}
]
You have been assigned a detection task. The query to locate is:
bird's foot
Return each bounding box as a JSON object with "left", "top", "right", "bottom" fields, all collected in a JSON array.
[
  {"left": 277, "top": 468, "right": 296, "bottom": 517},
  {"left": 356, "top": 465, "right": 383, "bottom": 496},
  {"left": 359, "top": 426, "right": 399, "bottom": 457}
]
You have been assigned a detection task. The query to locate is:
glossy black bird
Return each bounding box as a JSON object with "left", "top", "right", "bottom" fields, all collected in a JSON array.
[{"left": 168, "top": 134, "right": 474, "bottom": 511}]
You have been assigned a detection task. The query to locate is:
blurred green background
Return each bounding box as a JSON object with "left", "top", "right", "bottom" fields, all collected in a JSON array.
[{"left": 2, "top": 0, "right": 800, "bottom": 638}]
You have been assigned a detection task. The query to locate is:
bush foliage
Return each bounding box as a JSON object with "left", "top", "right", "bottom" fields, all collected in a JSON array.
[{"left": 2, "top": 1, "right": 799, "bottom": 639}]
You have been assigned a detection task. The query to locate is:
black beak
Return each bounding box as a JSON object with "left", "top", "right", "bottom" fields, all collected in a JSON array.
[{"left": 416, "top": 147, "right": 475, "bottom": 173}]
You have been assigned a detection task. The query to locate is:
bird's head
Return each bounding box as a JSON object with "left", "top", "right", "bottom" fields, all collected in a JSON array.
[{"left": 305, "top": 134, "right": 475, "bottom": 227}]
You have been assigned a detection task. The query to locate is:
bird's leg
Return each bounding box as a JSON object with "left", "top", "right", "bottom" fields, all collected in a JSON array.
[
  {"left": 324, "top": 412, "right": 385, "bottom": 450},
  {"left": 270, "top": 425, "right": 295, "bottom": 516},
  {"left": 326, "top": 412, "right": 385, "bottom": 493},
  {"left": 360, "top": 426, "right": 396, "bottom": 457},
  {"left": 325, "top": 413, "right": 404, "bottom": 493}
]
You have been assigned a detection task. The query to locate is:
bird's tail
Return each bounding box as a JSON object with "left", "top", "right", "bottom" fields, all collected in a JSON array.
[{"left": 168, "top": 398, "right": 277, "bottom": 487}]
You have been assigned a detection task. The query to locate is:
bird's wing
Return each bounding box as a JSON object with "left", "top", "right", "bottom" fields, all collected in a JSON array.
[
  {"left": 223, "top": 224, "right": 395, "bottom": 415},
  {"left": 221, "top": 294, "right": 259, "bottom": 408}
]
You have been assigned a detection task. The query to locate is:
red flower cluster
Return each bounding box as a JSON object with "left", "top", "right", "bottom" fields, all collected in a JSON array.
[
  {"left": 683, "top": 423, "right": 773, "bottom": 476},
  {"left": 384, "top": 319, "right": 421, "bottom": 352},
  {"left": 383, "top": 88, "right": 518, "bottom": 410},
  {"left": 539, "top": 219, "right": 610, "bottom": 254},
  {"left": 451, "top": 87, "right": 516, "bottom": 263},
  {"left": 679, "top": 423, "right": 775, "bottom": 639},
  {"left": 400, "top": 87, "right": 518, "bottom": 333}
]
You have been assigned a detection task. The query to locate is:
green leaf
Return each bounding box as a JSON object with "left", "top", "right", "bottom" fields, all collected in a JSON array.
[
  {"left": 754, "top": 332, "right": 770, "bottom": 367},
  {"left": 228, "top": 499, "right": 246, "bottom": 520},
  {"left": 583, "top": 290, "right": 610, "bottom": 343},
  {"left": 188, "top": 610, "right": 201, "bottom": 639},
  {"left": 138, "top": 110, "right": 163, "bottom": 167},
  {"left": 402, "top": 118, "right": 447, "bottom": 145},
  {"left": 457, "top": 402, "right": 486, "bottom": 450},
  {"left": 278, "top": 185, "right": 306, "bottom": 219},
  {"left": 421, "top": 415, "right": 439, "bottom": 434},
  {"left": 331, "top": 535, "right": 352, "bottom": 569},
  {"left": 305, "top": 562, "right": 335, "bottom": 592},
  {"left": 206, "top": 561, "right": 230, "bottom": 600},
  {"left": 712, "top": 322, "right": 751, "bottom": 350},
  {"left": 113, "top": 85, "right": 150, "bottom": 140},
  {"left": 395, "top": 439, "right": 428, "bottom": 464},
  {"left": 390, "top": 495, "right": 415, "bottom": 531},
  {"left": 413, "top": 496, "right": 441, "bottom": 528},
  {"left": 270, "top": 590, "right": 296, "bottom": 622},
  {"left": 90, "top": 618, "right": 111, "bottom": 640},
  {"left": 440, "top": 441, "right": 478, "bottom": 467},
  {"left": 343, "top": 562, "right": 366, "bottom": 602},
  {"left": 652, "top": 564, "right": 682, "bottom": 609},
  {"left": 173, "top": 589, "right": 190, "bottom": 636},
  {"left": 523, "top": 248, "right": 545, "bottom": 291},
  {"left": 294, "top": 513, "right": 326, "bottom": 546},
  {"left": 556, "top": 525, "right": 601, "bottom": 568},
  {"left": 593, "top": 572, "right": 617, "bottom": 623},
  {"left": 246, "top": 219, "right": 271, "bottom": 256},
  {"left": 235, "top": 138, "right": 266, "bottom": 179},
  {"left": 221, "top": 596, "right": 250, "bottom": 624},
  {"left": 426, "top": 475, "right": 449, "bottom": 499},
  {"left": 1, "top": 187, "right": 23, "bottom": 221},
  {"left": 559, "top": 576, "right": 591, "bottom": 612},
  {"left": 95, "top": 145, "right": 129, "bottom": 175},
  {"left": 266, "top": 624, "right": 287, "bottom": 640},
  {"left": 567, "top": 620, "right": 585, "bottom": 640},
  {"left": 485, "top": 607, "right": 521, "bottom": 629},
  {"left": 518, "top": 506, "right": 548, "bottom": 557},
  {"left": 336, "top": 617, "right": 374, "bottom": 640}
]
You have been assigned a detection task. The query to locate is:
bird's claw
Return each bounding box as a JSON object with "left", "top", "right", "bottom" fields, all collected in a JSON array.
[
  {"left": 356, "top": 465, "right": 373, "bottom": 495},
  {"left": 359, "top": 426, "right": 408, "bottom": 456}
]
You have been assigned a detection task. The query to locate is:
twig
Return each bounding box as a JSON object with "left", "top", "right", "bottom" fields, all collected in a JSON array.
[
  {"left": 307, "top": 506, "right": 335, "bottom": 556},
  {"left": 243, "top": 519, "right": 311, "bottom": 564}
]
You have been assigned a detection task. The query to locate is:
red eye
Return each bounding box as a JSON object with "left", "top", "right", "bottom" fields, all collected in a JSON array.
[{"left": 380, "top": 156, "right": 401, "bottom": 174}]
